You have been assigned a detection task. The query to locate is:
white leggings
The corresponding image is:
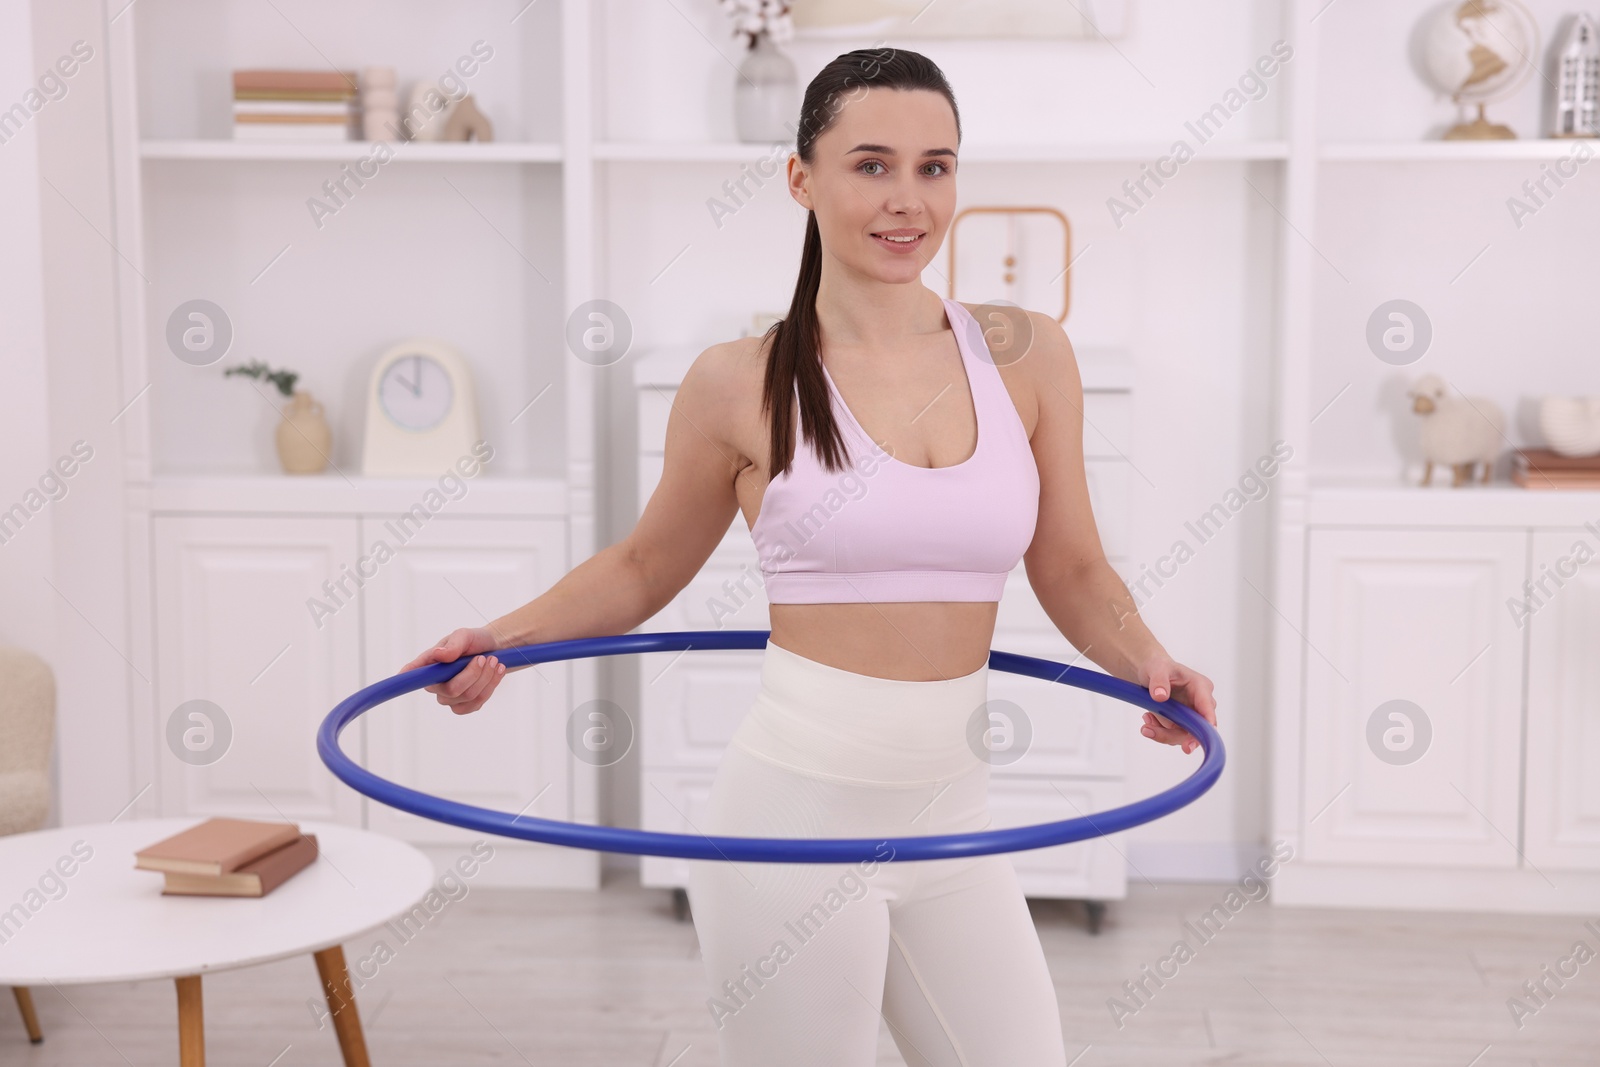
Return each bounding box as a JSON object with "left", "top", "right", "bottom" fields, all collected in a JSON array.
[{"left": 687, "top": 641, "right": 1067, "bottom": 1066}]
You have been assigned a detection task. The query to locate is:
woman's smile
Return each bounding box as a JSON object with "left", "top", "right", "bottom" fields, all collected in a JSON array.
[{"left": 870, "top": 228, "right": 926, "bottom": 253}]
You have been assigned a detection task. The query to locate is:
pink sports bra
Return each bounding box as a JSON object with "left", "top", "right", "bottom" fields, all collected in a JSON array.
[{"left": 750, "top": 297, "right": 1040, "bottom": 604}]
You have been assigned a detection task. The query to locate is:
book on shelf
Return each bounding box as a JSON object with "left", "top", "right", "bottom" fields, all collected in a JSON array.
[
  {"left": 1512, "top": 448, "right": 1600, "bottom": 490},
  {"left": 135, "top": 816, "right": 302, "bottom": 877},
  {"left": 161, "top": 834, "right": 319, "bottom": 898},
  {"left": 233, "top": 69, "right": 359, "bottom": 95},
  {"left": 232, "top": 69, "right": 357, "bottom": 142},
  {"left": 234, "top": 100, "right": 353, "bottom": 119}
]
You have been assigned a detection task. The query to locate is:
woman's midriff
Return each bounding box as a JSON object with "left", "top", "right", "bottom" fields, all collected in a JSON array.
[{"left": 767, "top": 600, "right": 999, "bottom": 681}]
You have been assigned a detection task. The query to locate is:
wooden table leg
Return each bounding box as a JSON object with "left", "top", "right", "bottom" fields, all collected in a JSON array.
[
  {"left": 175, "top": 975, "right": 204, "bottom": 1067},
  {"left": 13, "top": 987, "right": 43, "bottom": 1043},
  {"left": 313, "top": 945, "right": 371, "bottom": 1067}
]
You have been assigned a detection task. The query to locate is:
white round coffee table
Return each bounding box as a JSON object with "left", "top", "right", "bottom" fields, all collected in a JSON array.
[{"left": 0, "top": 818, "right": 435, "bottom": 1066}]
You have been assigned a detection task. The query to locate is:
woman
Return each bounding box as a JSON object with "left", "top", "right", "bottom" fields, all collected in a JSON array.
[{"left": 406, "top": 47, "right": 1217, "bottom": 1067}]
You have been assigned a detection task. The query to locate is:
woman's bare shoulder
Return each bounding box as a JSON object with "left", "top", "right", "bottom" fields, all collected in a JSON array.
[
  {"left": 677, "top": 334, "right": 768, "bottom": 405},
  {"left": 672, "top": 334, "right": 772, "bottom": 458}
]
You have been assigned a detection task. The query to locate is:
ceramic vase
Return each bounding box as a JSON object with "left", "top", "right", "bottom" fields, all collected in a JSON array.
[
  {"left": 734, "top": 33, "right": 798, "bottom": 143},
  {"left": 276, "top": 391, "right": 332, "bottom": 474},
  {"left": 1539, "top": 395, "right": 1600, "bottom": 457}
]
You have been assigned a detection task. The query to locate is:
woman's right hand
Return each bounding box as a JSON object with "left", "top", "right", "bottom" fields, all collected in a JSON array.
[{"left": 402, "top": 627, "right": 506, "bottom": 715}]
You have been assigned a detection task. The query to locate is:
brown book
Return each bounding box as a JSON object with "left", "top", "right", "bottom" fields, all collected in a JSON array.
[
  {"left": 161, "top": 834, "right": 319, "bottom": 898},
  {"left": 135, "top": 817, "right": 301, "bottom": 877},
  {"left": 233, "top": 70, "right": 358, "bottom": 94},
  {"left": 1513, "top": 467, "right": 1600, "bottom": 490},
  {"left": 1515, "top": 448, "right": 1600, "bottom": 472},
  {"left": 234, "top": 89, "right": 357, "bottom": 102}
]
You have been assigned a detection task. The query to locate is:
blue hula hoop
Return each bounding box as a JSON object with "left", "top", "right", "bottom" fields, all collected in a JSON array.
[{"left": 317, "top": 630, "right": 1223, "bottom": 863}]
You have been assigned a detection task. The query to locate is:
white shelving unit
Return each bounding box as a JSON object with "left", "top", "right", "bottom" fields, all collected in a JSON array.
[
  {"left": 1266, "top": 0, "right": 1600, "bottom": 913},
  {"left": 1320, "top": 140, "right": 1597, "bottom": 160},
  {"left": 140, "top": 140, "right": 565, "bottom": 162},
  {"left": 105, "top": 0, "right": 601, "bottom": 888}
]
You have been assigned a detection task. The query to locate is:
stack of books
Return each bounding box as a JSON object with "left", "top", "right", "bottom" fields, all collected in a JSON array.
[
  {"left": 233, "top": 70, "right": 358, "bottom": 142},
  {"left": 1514, "top": 448, "right": 1600, "bottom": 490},
  {"left": 135, "top": 817, "right": 319, "bottom": 897}
]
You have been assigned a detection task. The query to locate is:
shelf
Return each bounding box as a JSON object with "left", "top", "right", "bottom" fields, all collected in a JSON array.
[
  {"left": 594, "top": 141, "right": 793, "bottom": 162},
  {"left": 1320, "top": 140, "right": 1596, "bottom": 162},
  {"left": 959, "top": 140, "right": 1289, "bottom": 162},
  {"left": 1308, "top": 483, "right": 1600, "bottom": 527},
  {"left": 594, "top": 140, "right": 1289, "bottom": 163},
  {"left": 146, "top": 474, "right": 570, "bottom": 517},
  {"left": 140, "top": 140, "right": 563, "bottom": 163}
]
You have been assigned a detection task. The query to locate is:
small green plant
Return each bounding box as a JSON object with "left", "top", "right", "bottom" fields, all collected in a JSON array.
[{"left": 224, "top": 360, "right": 299, "bottom": 398}]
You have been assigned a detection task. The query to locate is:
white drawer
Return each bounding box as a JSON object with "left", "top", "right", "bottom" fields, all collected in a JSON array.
[
  {"left": 638, "top": 650, "right": 763, "bottom": 768},
  {"left": 1080, "top": 391, "right": 1132, "bottom": 460},
  {"left": 640, "top": 769, "right": 718, "bottom": 889},
  {"left": 983, "top": 629, "right": 1126, "bottom": 778},
  {"left": 986, "top": 776, "right": 1128, "bottom": 899}
]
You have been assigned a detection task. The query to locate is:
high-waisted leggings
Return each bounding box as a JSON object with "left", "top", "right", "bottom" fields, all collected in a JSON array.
[{"left": 687, "top": 640, "right": 1067, "bottom": 1066}]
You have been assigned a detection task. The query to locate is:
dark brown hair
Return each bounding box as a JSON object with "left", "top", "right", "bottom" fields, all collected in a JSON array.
[{"left": 762, "top": 48, "right": 961, "bottom": 477}]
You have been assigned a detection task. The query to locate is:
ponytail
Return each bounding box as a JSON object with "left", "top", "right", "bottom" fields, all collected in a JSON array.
[{"left": 761, "top": 47, "right": 961, "bottom": 477}]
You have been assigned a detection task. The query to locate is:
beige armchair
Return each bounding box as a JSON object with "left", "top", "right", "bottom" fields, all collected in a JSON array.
[{"left": 1, "top": 646, "right": 55, "bottom": 1045}]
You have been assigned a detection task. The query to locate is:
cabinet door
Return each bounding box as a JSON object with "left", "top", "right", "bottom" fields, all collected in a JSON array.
[
  {"left": 1302, "top": 529, "right": 1526, "bottom": 867},
  {"left": 1526, "top": 529, "right": 1600, "bottom": 870},
  {"left": 153, "top": 515, "right": 363, "bottom": 824},
  {"left": 360, "top": 517, "right": 569, "bottom": 847}
]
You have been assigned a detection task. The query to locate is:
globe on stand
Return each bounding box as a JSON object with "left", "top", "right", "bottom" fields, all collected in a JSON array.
[{"left": 1417, "top": 0, "right": 1540, "bottom": 140}]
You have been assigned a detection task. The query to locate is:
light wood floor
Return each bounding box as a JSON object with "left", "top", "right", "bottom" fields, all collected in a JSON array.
[{"left": 6, "top": 874, "right": 1598, "bottom": 1065}]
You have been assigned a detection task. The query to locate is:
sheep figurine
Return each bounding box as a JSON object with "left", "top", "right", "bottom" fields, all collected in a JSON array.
[{"left": 1407, "top": 374, "right": 1504, "bottom": 486}]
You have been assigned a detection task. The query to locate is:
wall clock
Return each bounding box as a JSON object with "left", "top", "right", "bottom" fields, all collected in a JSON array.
[{"left": 361, "top": 338, "right": 482, "bottom": 476}]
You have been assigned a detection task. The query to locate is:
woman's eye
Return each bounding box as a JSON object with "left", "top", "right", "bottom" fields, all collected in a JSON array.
[
  {"left": 923, "top": 162, "right": 948, "bottom": 177},
  {"left": 859, "top": 160, "right": 884, "bottom": 176}
]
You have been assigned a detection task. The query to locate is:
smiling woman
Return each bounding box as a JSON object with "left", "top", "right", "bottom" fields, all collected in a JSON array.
[{"left": 404, "top": 45, "right": 1218, "bottom": 1067}]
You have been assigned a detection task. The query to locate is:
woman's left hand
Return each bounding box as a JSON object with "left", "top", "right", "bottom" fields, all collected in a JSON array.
[{"left": 1135, "top": 655, "right": 1218, "bottom": 756}]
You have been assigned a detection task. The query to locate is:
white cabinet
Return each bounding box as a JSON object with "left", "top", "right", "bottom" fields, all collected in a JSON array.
[
  {"left": 1281, "top": 498, "right": 1600, "bottom": 913},
  {"left": 153, "top": 516, "right": 364, "bottom": 826},
  {"left": 150, "top": 486, "right": 591, "bottom": 888},
  {"left": 359, "top": 517, "right": 569, "bottom": 847},
  {"left": 1525, "top": 529, "right": 1600, "bottom": 870},
  {"left": 1302, "top": 529, "right": 1526, "bottom": 868},
  {"left": 632, "top": 347, "right": 1132, "bottom": 900}
]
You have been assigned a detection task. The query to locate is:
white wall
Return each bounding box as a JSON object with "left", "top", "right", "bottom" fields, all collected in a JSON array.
[
  {"left": 0, "top": 1, "right": 57, "bottom": 680},
  {"left": 25, "top": 0, "right": 141, "bottom": 827}
]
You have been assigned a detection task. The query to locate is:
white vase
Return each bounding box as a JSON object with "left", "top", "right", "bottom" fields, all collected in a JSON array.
[
  {"left": 1539, "top": 395, "right": 1600, "bottom": 457},
  {"left": 734, "top": 34, "right": 798, "bottom": 143}
]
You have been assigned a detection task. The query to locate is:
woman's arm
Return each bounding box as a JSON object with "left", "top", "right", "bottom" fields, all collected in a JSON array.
[
  {"left": 404, "top": 342, "right": 750, "bottom": 713},
  {"left": 1018, "top": 312, "right": 1218, "bottom": 754}
]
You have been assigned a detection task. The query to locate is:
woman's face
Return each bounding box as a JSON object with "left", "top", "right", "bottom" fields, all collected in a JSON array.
[{"left": 789, "top": 87, "right": 959, "bottom": 286}]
